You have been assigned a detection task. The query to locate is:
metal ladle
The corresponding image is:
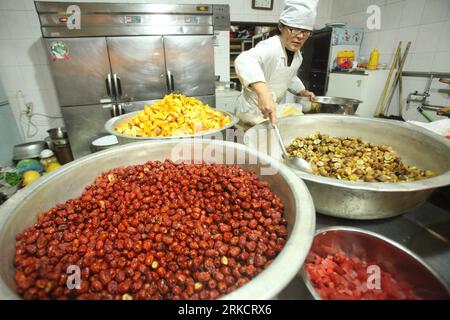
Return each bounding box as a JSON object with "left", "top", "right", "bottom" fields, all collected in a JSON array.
[{"left": 273, "top": 123, "right": 312, "bottom": 173}]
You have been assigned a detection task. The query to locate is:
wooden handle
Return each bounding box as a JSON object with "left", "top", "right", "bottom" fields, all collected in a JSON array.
[{"left": 439, "top": 78, "right": 450, "bottom": 85}]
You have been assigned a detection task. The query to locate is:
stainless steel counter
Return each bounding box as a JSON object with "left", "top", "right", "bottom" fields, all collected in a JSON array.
[{"left": 277, "top": 201, "right": 450, "bottom": 299}]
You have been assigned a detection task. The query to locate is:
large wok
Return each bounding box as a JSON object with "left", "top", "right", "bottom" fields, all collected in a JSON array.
[
  {"left": 0, "top": 140, "right": 315, "bottom": 299},
  {"left": 244, "top": 115, "right": 450, "bottom": 220}
]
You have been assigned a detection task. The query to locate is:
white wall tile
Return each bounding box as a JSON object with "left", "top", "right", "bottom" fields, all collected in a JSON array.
[
  {"left": 0, "top": 12, "right": 12, "bottom": 39},
  {"left": 23, "top": 0, "right": 37, "bottom": 11},
  {"left": 0, "top": 66, "right": 23, "bottom": 92},
  {"left": 381, "top": 1, "right": 404, "bottom": 30},
  {"left": 314, "top": 18, "right": 328, "bottom": 30},
  {"left": 13, "top": 39, "right": 43, "bottom": 66},
  {"left": 377, "top": 29, "right": 397, "bottom": 54},
  {"left": 360, "top": 30, "right": 380, "bottom": 55},
  {"left": 432, "top": 51, "right": 450, "bottom": 72},
  {"left": 19, "top": 65, "right": 40, "bottom": 91},
  {"left": 27, "top": 11, "right": 45, "bottom": 39},
  {"left": 8, "top": 88, "right": 64, "bottom": 142},
  {"left": 378, "top": 53, "right": 394, "bottom": 65},
  {"left": 0, "top": 0, "right": 26, "bottom": 11},
  {"left": 317, "top": 0, "right": 334, "bottom": 19},
  {"left": 37, "top": 65, "right": 56, "bottom": 90},
  {"left": 341, "top": 0, "right": 357, "bottom": 16},
  {"left": 437, "top": 22, "right": 450, "bottom": 52},
  {"left": 36, "top": 39, "right": 50, "bottom": 65},
  {"left": 414, "top": 22, "right": 445, "bottom": 53},
  {"left": 331, "top": 0, "right": 348, "bottom": 18},
  {"left": 3, "top": 10, "right": 35, "bottom": 39},
  {"left": 391, "top": 27, "right": 418, "bottom": 53},
  {"left": 399, "top": 0, "right": 425, "bottom": 27},
  {"left": 403, "top": 52, "right": 435, "bottom": 72},
  {"left": 346, "top": 12, "right": 367, "bottom": 28},
  {"left": 421, "top": 0, "right": 450, "bottom": 24},
  {"left": 0, "top": 40, "right": 19, "bottom": 66}
]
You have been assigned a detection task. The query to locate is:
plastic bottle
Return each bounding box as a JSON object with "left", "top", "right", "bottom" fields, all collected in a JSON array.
[
  {"left": 368, "top": 48, "right": 379, "bottom": 70},
  {"left": 349, "top": 50, "right": 355, "bottom": 63},
  {"left": 39, "top": 149, "right": 60, "bottom": 172}
]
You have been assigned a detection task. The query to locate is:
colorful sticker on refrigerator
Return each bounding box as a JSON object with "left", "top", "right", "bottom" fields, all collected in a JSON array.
[{"left": 50, "top": 41, "right": 70, "bottom": 61}]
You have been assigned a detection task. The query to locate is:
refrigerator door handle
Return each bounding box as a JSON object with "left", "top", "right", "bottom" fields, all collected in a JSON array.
[
  {"left": 113, "top": 74, "right": 122, "bottom": 98},
  {"left": 166, "top": 70, "right": 174, "bottom": 93},
  {"left": 111, "top": 104, "right": 120, "bottom": 117},
  {"left": 105, "top": 74, "right": 114, "bottom": 99},
  {"left": 102, "top": 104, "right": 120, "bottom": 117},
  {"left": 117, "top": 103, "right": 126, "bottom": 115}
]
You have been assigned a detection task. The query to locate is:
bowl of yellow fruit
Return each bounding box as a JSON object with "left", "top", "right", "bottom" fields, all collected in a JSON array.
[{"left": 105, "top": 94, "right": 238, "bottom": 144}]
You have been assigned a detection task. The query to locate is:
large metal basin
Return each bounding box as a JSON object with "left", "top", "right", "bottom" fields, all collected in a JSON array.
[
  {"left": 105, "top": 110, "right": 239, "bottom": 144},
  {"left": 301, "top": 227, "right": 450, "bottom": 299},
  {"left": 0, "top": 140, "right": 315, "bottom": 299},
  {"left": 244, "top": 115, "right": 450, "bottom": 220}
]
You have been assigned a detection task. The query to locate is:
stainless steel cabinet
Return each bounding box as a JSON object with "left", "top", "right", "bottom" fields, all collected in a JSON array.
[
  {"left": 45, "top": 35, "right": 215, "bottom": 158},
  {"left": 164, "top": 36, "right": 214, "bottom": 97},
  {"left": 45, "top": 38, "right": 111, "bottom": 107},
  {"left": 61, "top": 104, "right": 112, "bottom": 158},
  {"left": 107, "top": 36, "right": 167, "bottom": 102}
]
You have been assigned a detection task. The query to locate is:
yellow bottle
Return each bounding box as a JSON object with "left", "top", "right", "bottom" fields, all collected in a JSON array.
[{"left": 368, "top": 48, "right": 379, "bottom": 70}]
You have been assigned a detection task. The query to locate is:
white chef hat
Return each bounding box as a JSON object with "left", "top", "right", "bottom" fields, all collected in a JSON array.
[{"left": 279, "top": 0, "right": 319, "bottom": 31}]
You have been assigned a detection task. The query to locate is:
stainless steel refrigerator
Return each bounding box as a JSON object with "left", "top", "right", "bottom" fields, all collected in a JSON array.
[{"left": 35, "top": 2, "right": 230, "bottom": 158}]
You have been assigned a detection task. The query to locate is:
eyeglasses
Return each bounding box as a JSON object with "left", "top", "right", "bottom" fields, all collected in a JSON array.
[{"left": 285, "top": 26, "right": 311, "bottom": 37}]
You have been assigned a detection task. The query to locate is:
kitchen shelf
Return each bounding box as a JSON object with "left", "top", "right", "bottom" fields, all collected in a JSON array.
[{"left": 229, "top": 37, "right": 259, "bottom": 91}]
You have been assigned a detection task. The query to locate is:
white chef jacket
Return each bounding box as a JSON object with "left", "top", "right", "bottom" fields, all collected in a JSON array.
[{"left": 234, "top": 35, "right": 306, "bottom": 121}]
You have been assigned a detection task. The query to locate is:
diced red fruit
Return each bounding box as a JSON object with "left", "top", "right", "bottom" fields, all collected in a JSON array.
[{"left": 305, "top": 250, "right": 420, "bottom": 300}]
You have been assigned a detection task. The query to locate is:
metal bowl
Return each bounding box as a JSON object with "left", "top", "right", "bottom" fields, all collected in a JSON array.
[
  {"left": 301, "top": 227, "right": 450, "bottom": 300},
  {"left": 0, "top": 140, "right": 316, "bottom": 300},
  {"left": 244, "top": 115, "right": 450, "bottom": 219},
  {"left": 296, "top": 96, "right": 362, "bottom": 115},
  {"left": 12, "top": 141, "right": 48, "bottom": 161},
  {"left": 104, "top": 110, "right": 239, "bottom": 144}
]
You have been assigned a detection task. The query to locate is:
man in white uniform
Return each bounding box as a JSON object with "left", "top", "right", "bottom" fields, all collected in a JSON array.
[{"left": 235, "top": 0, "right": 318, "bottom": 126}]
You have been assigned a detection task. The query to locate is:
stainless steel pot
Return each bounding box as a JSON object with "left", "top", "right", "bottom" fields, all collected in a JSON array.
[
  {"left": 301, "top": 227, "right": 450, "bottom": 299},
  {"left": 0, "top": 140, "right": 316, "bottom": 299},
  {"left": 12, "top": 141, "right": 47, "bottom": 161},
  {"left": 104, "top": 110, "right": 239, "bottom": 144},
  {"left": 244, "top": 115, "right": 450, "bottom": 219},
  {"left": 296, "top": 96, "right": 362, "bottom": 115}
]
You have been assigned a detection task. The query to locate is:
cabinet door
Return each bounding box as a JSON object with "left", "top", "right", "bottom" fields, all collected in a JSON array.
[
  {"left": 107, "top": 36, "right": 167, "bottom": 102},
  {"left": 163, "top": 36, "right": 215, "bottom": 97},
  {"left": 45, "top": 38, "right": 111, "bottom": 107},
  {"left": 326, "top": 73, "right": 366, "bottom": 101},
  {"left": 61, "top": 104, "right": 112, "bottom": 159}
]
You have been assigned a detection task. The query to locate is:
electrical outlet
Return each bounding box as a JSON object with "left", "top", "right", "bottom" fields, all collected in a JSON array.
[{"left": 25, "top": 102, "right": 33, "bottom": 117}]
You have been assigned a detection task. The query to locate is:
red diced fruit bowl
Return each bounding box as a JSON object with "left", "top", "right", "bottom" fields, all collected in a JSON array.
[{"left": 301, "top": 227, "right": 450, "bottom": 300}]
